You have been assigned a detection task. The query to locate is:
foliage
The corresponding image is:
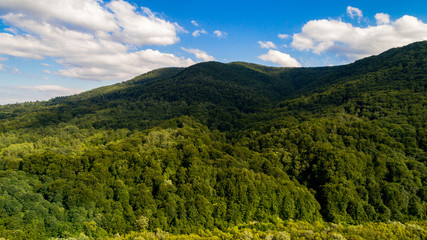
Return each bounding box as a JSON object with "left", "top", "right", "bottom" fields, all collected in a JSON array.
[
  {"left": 0, "top": 41, "right": 425, "bottom": 239},
  {"left": 105, "top": 220, "right": 427, "bottom": 240}
]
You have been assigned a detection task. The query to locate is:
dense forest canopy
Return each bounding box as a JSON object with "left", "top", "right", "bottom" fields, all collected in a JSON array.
[{"left": 0, "top": 41, "right": 426, "bottom": 239}]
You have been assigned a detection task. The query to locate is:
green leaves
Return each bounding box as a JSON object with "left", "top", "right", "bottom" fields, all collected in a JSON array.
[{"left": 0, "top": 41, "right": 425, "bottom": 238}]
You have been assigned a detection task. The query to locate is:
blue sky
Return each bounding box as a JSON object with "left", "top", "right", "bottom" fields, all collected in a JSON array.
[{"left": 0, "top": 0, "right": 426, "bottom": 105}]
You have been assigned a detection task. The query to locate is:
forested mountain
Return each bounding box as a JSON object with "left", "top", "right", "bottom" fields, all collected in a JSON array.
[{"left": 0, "top": 41, "right": 426, "bottom": 239}]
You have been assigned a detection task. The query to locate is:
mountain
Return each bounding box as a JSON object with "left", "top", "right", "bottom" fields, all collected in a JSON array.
[{"left": 0, "top": 41, "right": 426, "bottom": 239}]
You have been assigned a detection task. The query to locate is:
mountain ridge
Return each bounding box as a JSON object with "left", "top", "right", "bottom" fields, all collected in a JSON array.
[
  {"left": 55, "top": 40, "right": 427, "bottom": 105},
  {"left": 0, "top": 41, "right": 425, "bottom": 239}
]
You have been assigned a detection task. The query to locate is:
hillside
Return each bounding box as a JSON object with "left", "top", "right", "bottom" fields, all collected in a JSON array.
[{"left": 0, "top": 41, "right": 426, "bottom": 239}]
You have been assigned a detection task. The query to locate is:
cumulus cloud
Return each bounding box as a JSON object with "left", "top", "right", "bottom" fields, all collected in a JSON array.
[
  {"left": 0, "top": 0, "right": 118, "bottom": 32},
  {"left": 107, "top": 1, "right": 181, "bottom": 46},
  {"left": 0, "top": 0, "right": 194, "bottom": 81},
  {"left": 181, "top": 47, "right": 215, "bottom": 61},
  {"left": 277, "top": 33, "right": 289, "bottom": 39},
  {"left": 291, "top": 14, "right": 427, "bottom": 60},
  {"left": 57, "top": 49, "right": 195, "bottom": 80},
  {"left": 258, "top": 41, "right": 277, "bottom": 49},
  {"left": 213, "top": 30, "right": 227, "bottom": 38},
  {"left": 192, "top": 29, "right": 207, "bottom": 37},
  {"left": 191, "top": 20, "right": 199, "bottom": 26},
  {"left": 375, "top": 13, "right": 390, "bottom": 25},
  {"left": 347, "top": 6, "right": 363, "bottom": 19},
  {"left": 258, "top": 50, "right": 301, "bottom": 67}
]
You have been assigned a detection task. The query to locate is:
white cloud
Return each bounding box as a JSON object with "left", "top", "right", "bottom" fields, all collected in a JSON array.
[
  {"left": 17, "top": 85, "right": 83, "bottom": 95},
  {"left": 191, "top": 20, "right": 199, "bottom": 26},
  {"left": 0, "top": 85, "right": 85, "bottom": 104},
  {"left": 192, "top": 29, "right": 207, "bottom": 37},
  {"left": 0, "top": 57, "right": 5, "bottom": 70},
  {"left": 277, "top": 33, "right": 289, "bottom": 39},
  {"left": 41, "top": 63, "right": 50, "bottom": 67},
  {"left": 181, "top": 47, "right": 215, "bottom": 61},
  {"left": 375, "top": 13, "right": 390, "bottom": 25},
  {"left": 0, "top": 0, "right": 194, "bottom": 81},
  {"left": 291, "top": 14, "right": 427, "bottom": 60},
  {"left": 107, "top": 1, "right": 181, "bottom": 46},
  {"left": 12, "top": 67, "right": 21, "bottom": 74},
  {"left": 43, "top": 69, "right": 51, "bottom": 74},
  {"left": 57, "top": 49, "right": 195, "bottom": 80},
  {"left": 0, "top": 98, "right": 27, "bottom": 105},
  {"left": 258, "top": 50, "right": 301, "bottom": 67},
  {"left": 258, "top": 41, "right": 277, "bottom": 49},
  {"left": 0, "top": 0, "right": 118, "bottom": 32},
  {"left": 213, "top": 30, "right": 227, "bottom": 38},
  {"left": 4, "top": 28, "right": 18, "bottom": 35},
  {"left": 0, "top": 0, "right": 182, "bottom": 46},
  {"left": 347, "top": 6, "right": 363, "bottom": 19}
]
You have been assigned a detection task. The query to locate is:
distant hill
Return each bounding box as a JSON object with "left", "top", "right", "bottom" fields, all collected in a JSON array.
[{"left": 0, "top": 41, "right": 425, "bottom": 239}]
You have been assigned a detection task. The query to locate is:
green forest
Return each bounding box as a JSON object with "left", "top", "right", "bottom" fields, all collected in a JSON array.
[{"left": 0, "top": 41, "right": 426, "bottom": 239}]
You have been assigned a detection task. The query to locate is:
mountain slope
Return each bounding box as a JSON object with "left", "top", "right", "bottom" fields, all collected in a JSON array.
[
  {"left": 2, "top": 41, "right": 425, "bottom": 131},
  {"left": 0, "top": 41, "right": 425, "bottom": 239}
]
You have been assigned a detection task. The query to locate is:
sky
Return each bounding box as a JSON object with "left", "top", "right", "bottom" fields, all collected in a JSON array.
[{"left": 0, "top": 0, "right": 426, "bottom": 105}]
